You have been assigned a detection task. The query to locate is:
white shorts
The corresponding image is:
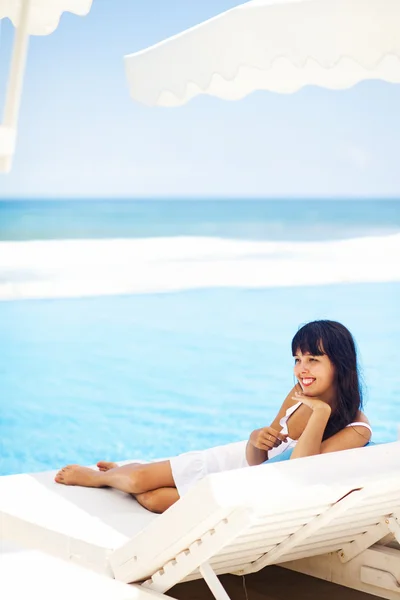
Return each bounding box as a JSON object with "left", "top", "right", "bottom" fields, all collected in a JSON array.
[
  {"left": 169, "top": 433, "right": 300, "bottom": 497},
  {"left": 170, "top": 440, "right": 249, "bottom": 497}
]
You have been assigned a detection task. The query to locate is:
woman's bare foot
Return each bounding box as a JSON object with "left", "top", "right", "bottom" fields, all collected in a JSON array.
[
  {"left": 97, "top": 461, "right": 118, "bottom": 472},
  {"left": 55, "top": 465, "right": 105, "bottom": 487}
]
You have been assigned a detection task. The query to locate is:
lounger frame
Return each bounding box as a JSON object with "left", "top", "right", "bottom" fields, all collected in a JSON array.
[{"left": 1, "top": 442, "right": 399, "bottom": 600}]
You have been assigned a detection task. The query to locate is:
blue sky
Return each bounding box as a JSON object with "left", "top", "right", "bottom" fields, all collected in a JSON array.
[{"left": 0, "top": 0, "right": 399, "bottom": 199}]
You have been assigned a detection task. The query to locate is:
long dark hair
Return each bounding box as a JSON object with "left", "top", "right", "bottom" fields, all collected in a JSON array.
[{"left": 291, "top": 320, "right": 363, "bottom": 440}]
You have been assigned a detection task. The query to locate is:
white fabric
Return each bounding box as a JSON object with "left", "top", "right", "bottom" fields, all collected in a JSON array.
[
  {"left": 124, "top": 0, "right": 400, "bottom": 107},
  {"left": 346, "top": 421, "right": 373, "bottom": 434},
  {"left": 170, "top": 400, "right": 302, "bottom": 496},
  {"left": 170, "top": 440, "right": 248, "bottom": 497},
  {"left": 0, "top": 0, "right": 93, "bottom": 36}
]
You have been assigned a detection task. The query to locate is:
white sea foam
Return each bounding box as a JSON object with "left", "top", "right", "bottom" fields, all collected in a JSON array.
[{"left": 0, "top": 233, "right": 399, "bottom": 301}]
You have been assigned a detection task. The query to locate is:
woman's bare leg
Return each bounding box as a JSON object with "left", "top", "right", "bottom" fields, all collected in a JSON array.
[
  {"left": 95, "top": 461, "right": 179, "bottom": 512},
  {"left": 136, "top": 487, "right": 180, "bottom": 513},
  {"left": 55, "top": 460, "right": 175, "bottom": 495}
]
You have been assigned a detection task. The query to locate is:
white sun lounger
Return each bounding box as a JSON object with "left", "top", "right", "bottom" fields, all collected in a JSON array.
[
  {"left": 0, "top": 542, "right": 164, "bottom": 600},
  {"left": 1, "top": 442, "right": 399, "bottom": 600}
]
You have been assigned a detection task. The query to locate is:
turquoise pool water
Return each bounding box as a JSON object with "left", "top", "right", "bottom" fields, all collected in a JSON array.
[{"left": 1, "top": 282, "right": 398, "bottom": 476}]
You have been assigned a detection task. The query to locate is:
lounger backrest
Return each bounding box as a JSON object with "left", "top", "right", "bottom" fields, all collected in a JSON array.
[{"left": 110, "top": 442, "right": 400, "bottom": 592}]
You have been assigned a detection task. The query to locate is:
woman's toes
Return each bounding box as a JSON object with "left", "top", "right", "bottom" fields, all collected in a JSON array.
[
  {"left": 54, "top": 465, "right": 80, "bottom": 485},
  {"left": 97, "top": 461, "right": 117, "bottom": 471}
]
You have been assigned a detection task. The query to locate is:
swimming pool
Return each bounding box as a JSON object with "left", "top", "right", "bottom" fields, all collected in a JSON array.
[{"left": 1, "top": 282, "right": 398, "bottom": 476}]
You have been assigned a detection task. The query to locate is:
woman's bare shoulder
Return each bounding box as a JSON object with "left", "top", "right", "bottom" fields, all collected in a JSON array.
[{"left": 354, "top": 410, "right": 370, "bottom": 424}]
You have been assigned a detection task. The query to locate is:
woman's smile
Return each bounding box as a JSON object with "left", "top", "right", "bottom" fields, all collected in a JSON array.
[{"left": 301, "top": 378, "right": 316, "bottom": 387}]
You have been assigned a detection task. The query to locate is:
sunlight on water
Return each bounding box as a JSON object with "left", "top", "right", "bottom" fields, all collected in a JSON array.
[{"left": 0, "top": 234, "right": 399, "bottom": 300}]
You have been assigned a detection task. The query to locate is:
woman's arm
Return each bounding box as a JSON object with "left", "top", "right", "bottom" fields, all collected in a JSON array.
[
  {"left": 290, "top": 399, "right": 331, "bottom": 459},
  {"left": 291, "top": 398, "right": 372, "bottom": 459},
  {"left": 246, "top": 385, "right": 299, "bottom": 466}
]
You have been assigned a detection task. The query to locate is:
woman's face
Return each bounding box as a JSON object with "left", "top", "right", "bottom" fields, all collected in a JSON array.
[{"left": 293, "top": 349, "right": 336, "bottom": 401}]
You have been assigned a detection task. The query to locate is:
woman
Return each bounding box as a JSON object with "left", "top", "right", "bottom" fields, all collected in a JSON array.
[{"left": 55, "top": 320, "right": 372, "bottom": 512}]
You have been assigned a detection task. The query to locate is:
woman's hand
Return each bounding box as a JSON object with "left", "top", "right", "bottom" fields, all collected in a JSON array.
[
  {"left": 292, "top": 390, "right": 331, "bottom": 415},
  {"left": 249, "top": 426, "right": 288, "bottom": 452}
]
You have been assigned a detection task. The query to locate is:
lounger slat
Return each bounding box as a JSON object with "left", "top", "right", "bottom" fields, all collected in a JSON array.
[
  {"left": 226, "top": 530, "right": 354, "bottom": 552},
  {"left": 238, "top": 521, "right": 311, "bottom": 539},
  {"left": 307, "top": 518, "right": 384, "bottom": 537},
  {"left": 277, "top": 544, "right": 346, "bottom": 563},
  {"left": 235, "top": 525, "right": 313, "bottom": 545},
  {"left": 240, "top": 522, "right": 308, "bottom": 539},
  {"left": 250, "top": 530, "right": 359, "bottom": 554},
  {"left": 309, "top": 527, "right": 370, "bottom": 544},
  {"left": 208, "top": 555, "right": 266, "bottom": 572},
  {"left": 285, "top": 536, "right": 355, "bottom": 555},
  {"left": 229, "top": 532, "right": 295, "bottom": 547},
  {"left": 310, "top": 521, "right": 392, "bottom": 540},
  {"left": 278, "top": 534, "right": 371, "bottom": 562},
  {"left": 241, "top": 510, "right": 329, "bottom": 535},
  {"left": 317, "top": 517, "right": 380, "bottom": 533},
  {"left": 358, "top": 489, "right": 400, "bottom": 503},
  {"left": 319, "top": 504, "right": 398, "bottom": 524},
  {"left": 252, "top": 505, "right": 332, "bottom": 523},
  {"left": 249, "top": 511, "right": 318, "bottom": 524},
  {"left": 349, "top": 500, "right": 400, "bottom": 515},
  {"left": 209, "top": 547, "right": 273, "bottom": 564}
]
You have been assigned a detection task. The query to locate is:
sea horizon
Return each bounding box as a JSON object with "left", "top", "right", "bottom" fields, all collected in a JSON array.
[{"left": 1, "top": 195, "right": 400, "bottom": 202}]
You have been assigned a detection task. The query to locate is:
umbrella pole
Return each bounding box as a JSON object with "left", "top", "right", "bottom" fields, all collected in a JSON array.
[{"left": 0, "top": 0, "right": 31, "bottom": 172}]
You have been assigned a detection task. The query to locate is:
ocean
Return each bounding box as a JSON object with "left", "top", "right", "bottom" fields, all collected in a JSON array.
[{"left": 0, "top": 199, "right": 399, "bottom": 476}]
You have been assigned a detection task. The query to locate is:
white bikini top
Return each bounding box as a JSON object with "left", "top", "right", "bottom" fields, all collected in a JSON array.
[{"left": 267, "top": 401, "right": 373, "bottom": 461}]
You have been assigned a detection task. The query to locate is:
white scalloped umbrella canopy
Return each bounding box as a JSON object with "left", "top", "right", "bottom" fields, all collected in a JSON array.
[
  {"left": 125, "top": 0, "right": 400, "bottom": 107},
  {"left": 0, "top": 0, "right": 92, "bottom": 35}
]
